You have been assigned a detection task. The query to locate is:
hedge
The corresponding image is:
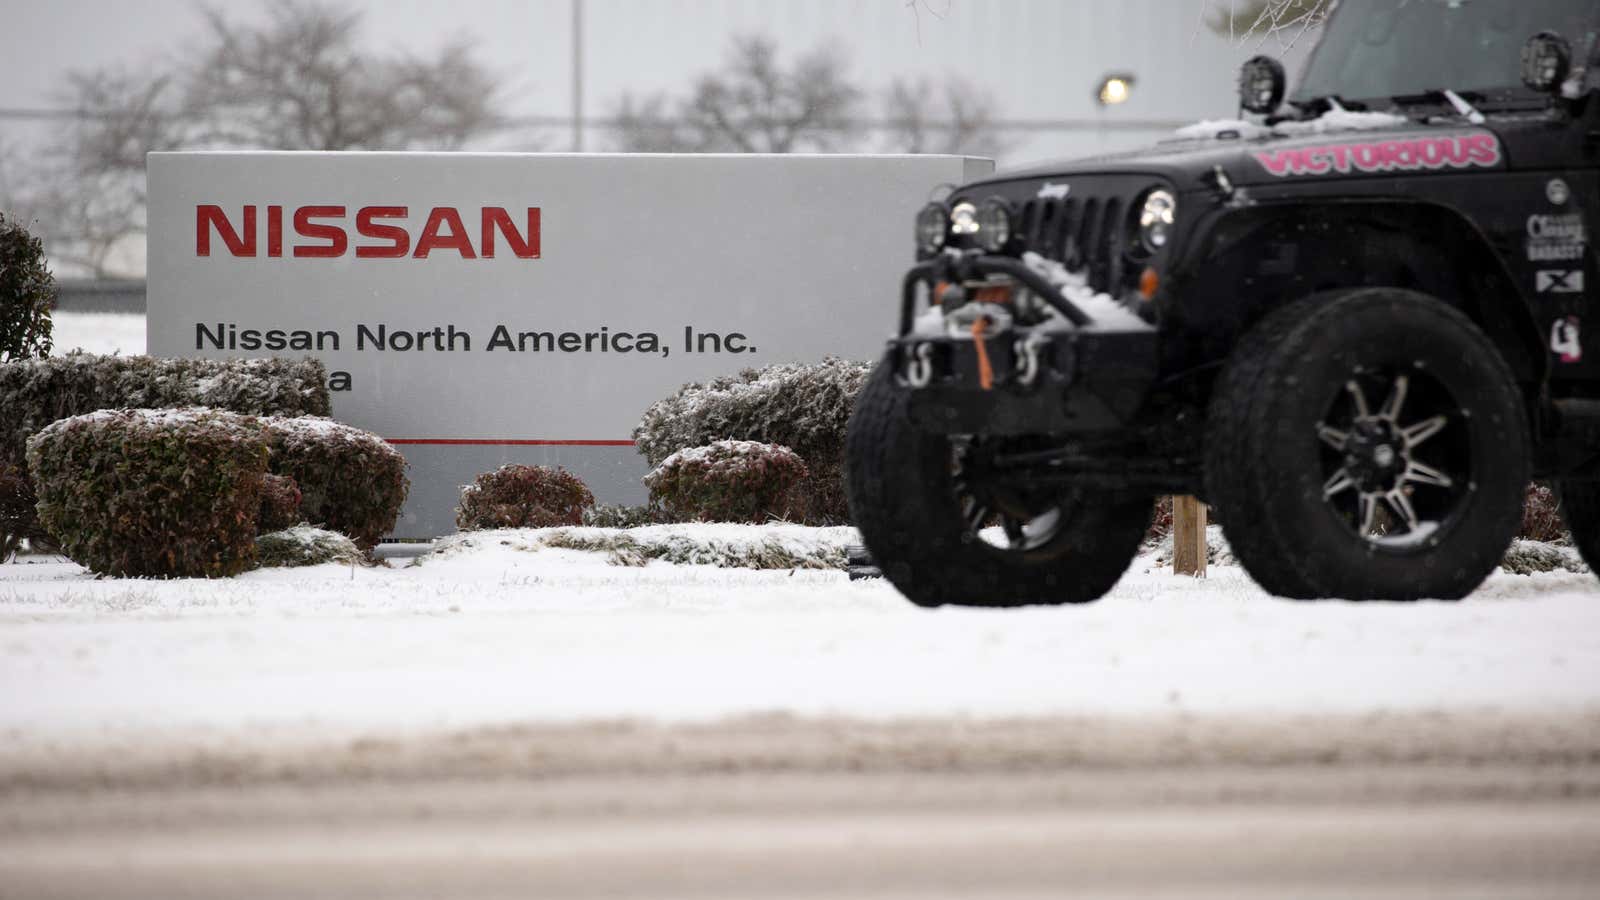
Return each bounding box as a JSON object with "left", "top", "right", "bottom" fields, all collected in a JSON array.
[
  {"left": 264, "top": 417, "right": 408, "bottom": 548},
  {"left": 26, "top": 408, "right": 269, "bottom": 577},
  {"left": 0, "top": 354, "right": 331, "bottom": 472},
  {"left": 633, "top": 358, "right": 870, "bottom": 524},
  {"left": 643, "top": 440, "right": 809, "bottom": 524},
  {"left": 456, "top": 464, "right": 594, "bottom": 531},
  {"left": 0, "top": 211, "right": 54, "bottom": 363},
  {"left": 258, "top": 473, "right": 303, "bottom": 533}
]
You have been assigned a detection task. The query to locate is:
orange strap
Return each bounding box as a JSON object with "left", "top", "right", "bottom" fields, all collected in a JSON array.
[{"left": 972, "top": 316, "right": 993, "bottom": 391}]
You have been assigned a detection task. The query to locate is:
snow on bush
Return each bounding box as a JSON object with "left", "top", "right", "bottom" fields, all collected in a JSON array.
[
  {"left": 1500, "top": 540, "right": 1588, "bottom": 576},
  {"left": 258, "top": 473, "right": 303, "bottom": 533},
  {"left": 26, "top": 408, "right": 270, "bottom": 577},
  {"left": 644, "top": 440, "right": 808, "bottom": 524},
  {"left": 582, "top": 503, "right": 673, "bottom": 529},
  {"left": 632, "top": 358, "right": 870, "bottom": 524},
  {"left": 455, "top": 464, "right": 595, "bottom": 531},
  {"left": 263, "top": 417, "right": 408, "bottom": 549},
  {"left": 0, "top": 355, "right": 329, "bottom": 469},
  {"left": 430, "top": 522, "right": 857, "bottom": 570},
  {"left": 0, "top": 354, "right": 331, "bottom": 547},
  {"left": 254, "top": 525, "right": 364, "bottom": 569}
]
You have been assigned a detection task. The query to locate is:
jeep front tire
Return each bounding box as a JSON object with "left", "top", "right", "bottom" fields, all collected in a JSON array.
[
  {"left": 1207, "top": 289, "right": 1530, "bottom": 600},
  {"left": 845, "top": 362, "right": 1152, "bottom": 607}
]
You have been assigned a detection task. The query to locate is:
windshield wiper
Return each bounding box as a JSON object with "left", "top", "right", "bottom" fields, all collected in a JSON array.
[{"left": 1391, "top": 89, "right": 1487, "bottom": 124}]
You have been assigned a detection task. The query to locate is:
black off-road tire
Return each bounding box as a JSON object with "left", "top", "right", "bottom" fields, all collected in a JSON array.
[
  {"left": 844, "top": 361, "right": 1152, "bottom": 608},
  {"left": 1211, "top": 289, "right": 1529, "bottom": 601},
  {"left": 1205, "top": 297, "right": 1333, "bottom": 599},
  {"left": 1558, "top": 479, "right": 1600, "bottom": 577}
]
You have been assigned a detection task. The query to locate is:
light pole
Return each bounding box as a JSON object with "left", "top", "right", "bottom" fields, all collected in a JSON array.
[{"left": 572, "top": 0, "right": 584, "bottom": 151}]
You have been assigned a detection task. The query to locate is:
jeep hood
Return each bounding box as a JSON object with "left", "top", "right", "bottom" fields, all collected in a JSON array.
[{"left": 967, "top": 121, "right": 1506, "bottom": 194}]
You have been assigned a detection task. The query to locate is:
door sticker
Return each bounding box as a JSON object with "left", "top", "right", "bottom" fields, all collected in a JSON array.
[
  {"left": 1537, "top": 270, "right": 1584, "bottom": 293},
  {"left": 1551, "top": 316, "right": 1583, "bottom": 363}
]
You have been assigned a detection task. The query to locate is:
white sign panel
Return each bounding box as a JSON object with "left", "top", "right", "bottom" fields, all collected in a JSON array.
[{"left": 148, "top": 152, "right": 991, "bottom": 537}]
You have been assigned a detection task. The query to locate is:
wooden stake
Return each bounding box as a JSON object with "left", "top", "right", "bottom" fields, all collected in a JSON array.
[{"left": 1173, "top": 495, "right": 1208, "bottom": 578}]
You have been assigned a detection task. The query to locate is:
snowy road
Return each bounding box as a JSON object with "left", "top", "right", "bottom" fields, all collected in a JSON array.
[
  {"left": 4, "top": 528, "right": 1600, "bottom": 896},
  {"left": 5, "top": 750, "right": 1599, "bottom": 900}
]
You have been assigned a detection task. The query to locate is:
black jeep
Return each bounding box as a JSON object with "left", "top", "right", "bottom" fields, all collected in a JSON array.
[{"left": 846, "top": 0, "right": 1600, "bottom": 604}]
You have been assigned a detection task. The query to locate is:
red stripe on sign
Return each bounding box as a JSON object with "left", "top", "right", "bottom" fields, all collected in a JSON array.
[{"left": 387, "top": 439, "right": 636, "bottom": 447}]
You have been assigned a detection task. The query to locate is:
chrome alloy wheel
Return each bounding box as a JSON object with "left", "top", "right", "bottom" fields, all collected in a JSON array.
[
  {"left": 951, "top": 437, "right": 1071, "bottom": 553},
  {"left": 1316, "top": 367, "right": 1471, "bottom": 547}
]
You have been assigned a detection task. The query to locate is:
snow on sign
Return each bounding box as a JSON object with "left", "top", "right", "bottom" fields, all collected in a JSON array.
[{"left": 147, "top": 152, "right": 992, "bottom": 538}]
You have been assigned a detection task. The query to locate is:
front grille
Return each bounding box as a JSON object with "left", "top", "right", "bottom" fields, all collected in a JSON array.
[{"left": 1011, "top": 186, "right": 1135, "bottom": 295}]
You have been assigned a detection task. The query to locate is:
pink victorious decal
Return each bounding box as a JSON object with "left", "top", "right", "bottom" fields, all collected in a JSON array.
[{"left": 1253, "top": 133, "right": 1500, "bottom": 177}]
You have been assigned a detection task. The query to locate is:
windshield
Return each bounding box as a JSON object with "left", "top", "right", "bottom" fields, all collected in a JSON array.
[{"left": 1293, "top": 0, "right": 1600, "bottom": 106}]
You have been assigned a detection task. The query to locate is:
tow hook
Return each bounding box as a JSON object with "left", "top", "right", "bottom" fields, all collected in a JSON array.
[
  {"left": 904, "top": 342, "right": 935, "bottom": 388},
  {"left": 1013, "top": 333, "right": 1047, "bottom": 387}
]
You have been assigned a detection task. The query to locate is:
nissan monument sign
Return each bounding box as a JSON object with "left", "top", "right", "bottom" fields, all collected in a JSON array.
[{"left": 147, "top": 152, "right": 991, "bottom": 537}]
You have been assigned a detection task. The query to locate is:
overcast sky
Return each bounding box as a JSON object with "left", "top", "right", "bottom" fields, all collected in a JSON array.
[{"left": 0, "top": 0, "right": 1280, "bottom": 165}]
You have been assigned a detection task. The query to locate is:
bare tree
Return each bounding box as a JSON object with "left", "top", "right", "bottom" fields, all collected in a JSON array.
[
  {"left": 613, "top": 36, "right": 863, "bottom": 153},
  {"left": 1204, "top": 0, "right": 1331, "bottom": 51},
  {"left": 882, "top": 76, "right": 1004, "bottom": 158},
  {"left": 0, "top": 1, "right": 502, "bottom": 277},
  {"left": 185, "top": 2, "right": 498, "bottom": 150}
]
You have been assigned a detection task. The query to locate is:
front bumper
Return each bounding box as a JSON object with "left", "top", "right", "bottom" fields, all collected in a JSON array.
[
  {"left": 894, "top": 254, "right": 1158, "bottom": 435},
  {"left": 890, "top": 330, "right": 1156, "bottom": 434}
]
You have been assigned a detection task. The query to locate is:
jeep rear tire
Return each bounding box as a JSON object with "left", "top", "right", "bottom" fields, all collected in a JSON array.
[
  {"left": 845, "top": 362, "right": 1152, "bottom": 607},
  {"left": 1558, "top": 479, "right": 1600, "bottom": 578},
  {"left": 1208, "top": 289, "right": 1529, "bottom": 600}
]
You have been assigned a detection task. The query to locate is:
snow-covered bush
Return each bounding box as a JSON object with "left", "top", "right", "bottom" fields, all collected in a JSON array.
[
  {"left": 455, "top": 464, "right": 594, "bottom": 531},
  {"left": 255, "top": 525, "right": 363, "bottom": 568},
  {"left": 0, "top": 211, "right": 53, "bottom": 363},
  {"left": 632, "top": 357, "right": 870, "bottom": 524},
  {"left": 258, "top": 473, "right": 302, "bottom": 533},
  {"left": 582, "top": 503, "right": 673, "bottom": 528},
  {"left": 263, "top": 417, "right": 408, "bottom": 549},
  {"left": 1520, "top": 482, "right": 1569, "bottom": 543},
  {"left": 26, "top": 408, "right": 269, "bottom": 577},
  {"left": 0, "top": 354, "right": 331, "bottom": 547},
  {"left": 540, "top": 526, "right": 848, "bottom": 569},
  {"left": 644, "top": 440, "right": 809, "bottom": 524},
  {"left": 0, "top": 355, "right": 330, "bottom": 471},
  {"left": 1500, "top": 539, "right": 1588, "bottom": 575}
]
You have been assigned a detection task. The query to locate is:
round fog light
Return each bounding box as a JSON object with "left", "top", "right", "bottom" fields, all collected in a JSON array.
[
  {"left": 976, "top": 198, "right": 1013, "bottom": 253},
  {"left": 915, "top": 203, "right": 948, "bottom": 254}
]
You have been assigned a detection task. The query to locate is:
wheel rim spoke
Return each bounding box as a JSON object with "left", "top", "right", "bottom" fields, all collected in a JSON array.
[
  {"left": 1401, "top": 414, "right": 1448, "bottom": 448},
  {"left": 1403, "top": 460, "right": 1454, "bottom": 489},
  {"left": 1000, "top": 514, "right": 1024, "bottom": 546},
  {"left": 1316, "top": 424, "right": 1349, "bottom": 451},
  {"left": 1359, "top": 493, "right": 1379, "bottom": 533},
  {"left": 1345, "top": 380, "right": 1372, "bottom": 418},
  {"left": 1378, "top": 374, "right": 1409, "bottom": 422},
  {"left": 965, "top": 502, "right": 990, "bottom": 534},
  {"left": 1323, "top": 467, "right": 1356, "bottom": 498},
  {"left": 1384, "top": 488, "right": 1421, "bottom": 532}
]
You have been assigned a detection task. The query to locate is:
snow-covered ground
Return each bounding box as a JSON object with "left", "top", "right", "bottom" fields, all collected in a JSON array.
[
  {"left": 3, "top": 525, "right": 1597, "bottom": 755},
  {"left": 47, "top": 312, "right": 145, "bottom": 355}
]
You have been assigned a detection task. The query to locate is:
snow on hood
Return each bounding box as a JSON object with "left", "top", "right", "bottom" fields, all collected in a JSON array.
[{"left": 1176, "top": 109, "right": 1410, "bottom": 141}]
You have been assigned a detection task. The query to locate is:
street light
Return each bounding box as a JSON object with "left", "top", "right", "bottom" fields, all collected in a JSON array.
[{"left": 1095, "top": 73, "right": 1136, "bottom": 106}]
